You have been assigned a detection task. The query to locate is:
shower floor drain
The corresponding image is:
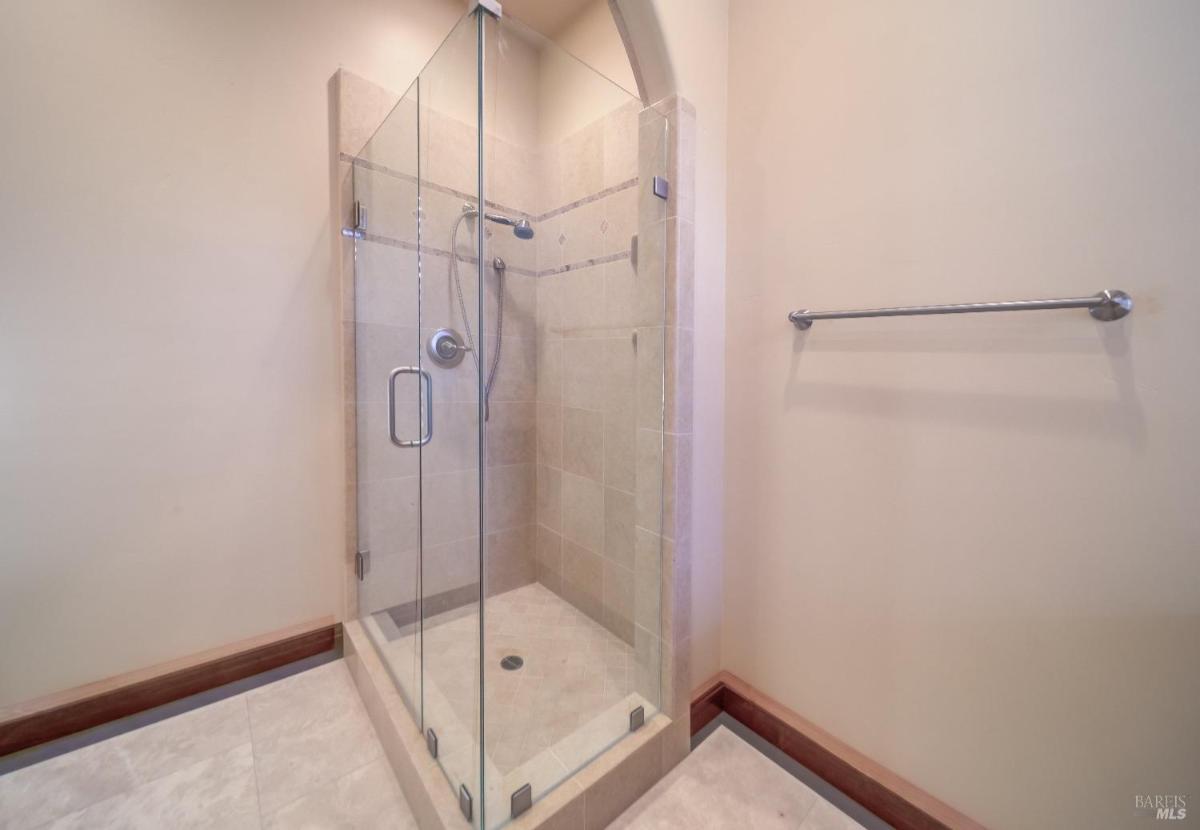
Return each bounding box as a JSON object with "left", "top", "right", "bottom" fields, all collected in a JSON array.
[{"left": 500, "top": 655, "right": 524, "bottom": 671}]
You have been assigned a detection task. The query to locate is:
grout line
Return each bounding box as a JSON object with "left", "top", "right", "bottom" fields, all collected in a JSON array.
[{"left": 243, "top": 696, "right": 267, "bottom": 825}]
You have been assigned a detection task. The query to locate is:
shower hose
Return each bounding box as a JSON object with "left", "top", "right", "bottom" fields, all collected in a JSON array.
[{"left": 448, "top": 209, "right": 503, "bottom": 421}]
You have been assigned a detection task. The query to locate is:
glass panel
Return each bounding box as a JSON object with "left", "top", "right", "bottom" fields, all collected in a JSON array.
[
  {"left": 416, "top": 12, "right": 484, "bottom": 824},
  {"left": 352, "top": 74, "right": 424, "bottom": 725},
  {"left": 480, "top": 14, "right": 668, "bottom": 824},
  {"left": 353, "top": 11, "right": 484, "bottom": 825}
]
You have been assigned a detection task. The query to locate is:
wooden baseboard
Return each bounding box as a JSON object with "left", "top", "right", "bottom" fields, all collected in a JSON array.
[
  {"left": 0, "top": 619, "right": 340, "bottom": 757},
  {"left": 691, "top": 671, "right": 985, "bottom": 830}
]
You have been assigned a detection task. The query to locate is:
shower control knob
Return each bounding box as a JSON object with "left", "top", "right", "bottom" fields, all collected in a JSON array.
[{"left": 428, "top": 328, "right": 468, "bottom": 368}]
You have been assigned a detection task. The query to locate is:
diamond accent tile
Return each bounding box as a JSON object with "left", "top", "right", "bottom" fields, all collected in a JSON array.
[{"left": 557, "top": 232, "right": 567, "bottom": 246}]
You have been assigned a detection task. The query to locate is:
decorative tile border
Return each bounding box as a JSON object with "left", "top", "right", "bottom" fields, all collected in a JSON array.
[
  {"left": 532, "top": 178, "right": 638, "bottom": 223},
  {"left": 357, "top": 231, "right": 628, "bottom": 279},
  {"left": 343, "top": 152, "right": 639, "bottom": 235}
]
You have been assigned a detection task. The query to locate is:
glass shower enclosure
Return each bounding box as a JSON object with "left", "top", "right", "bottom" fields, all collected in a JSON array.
[{"left": 348, "top": 6, "right": 668, "bottom": 826}]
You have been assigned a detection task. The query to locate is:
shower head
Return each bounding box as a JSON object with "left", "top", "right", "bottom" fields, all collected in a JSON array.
[{"left": 463, "top": 205, "right": 535, "bottom": 240}]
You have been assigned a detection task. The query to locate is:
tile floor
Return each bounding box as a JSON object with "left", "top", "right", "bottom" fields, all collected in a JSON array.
[
  {"left": 1, "top": 663, "right": 876, "bottom": 830},
  {"left": 0, "top": 662, "right": 415, "bottom": 830},
  {"left": 611, "top": 724, "right": 869, "bottom": 830}
]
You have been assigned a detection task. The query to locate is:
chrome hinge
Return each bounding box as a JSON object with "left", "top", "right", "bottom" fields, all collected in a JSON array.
[
  {"left": 471, "top": 0, "right": 502, "bottom": 18},
  {"left": 355, "top": 549, "right": 370, "bottom": 581},
  {"left": 341, "top": 200, "right": 367, "bottom": 239},
  {"left": 511, "top": 783, "right": 532, "bottom": 819},
  {"left": 652, "top": 176, "right": 669, "bottom": 200},
  {"left": 426, "top": 728, "right": 438, "bottom": 759},
  {"left": 629, "top": 705, "right": 645, "bottom": 732},
  {"left": 459, "top": 784, "right": 473, "bottom": 821}
]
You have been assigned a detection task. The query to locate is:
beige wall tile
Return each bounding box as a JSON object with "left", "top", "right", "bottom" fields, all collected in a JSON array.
[
  {"left": 536, "top": 275, "right": 563, "bottom": 340},
  {"left": 486, "top": 335, "right": 536, "bottom": 403},
  {"left": 561, "top": 201, "right": 606, "bottom": 269},
  {"left": 535, "top": 214, "right": 564, "bottom": 273},
  {"left": 536, "top": 337, "right": 563, "bottom": 404},
  {"left": 536, "top": 402, "right": 563, "bottom": 468},
  {"left": 354, "top": 240, "right": 419, "bottom": 327},
  {"left": 356, "top": 400, "right": 419, "bottom": 483},
  {"left": 666, "top": 218, "right": 694, "bottom": 330},
  {"left": 421, "top": 536, "right": 478, "bottom": 598},
  {"left": 604, "top": 414, "right": 637, "bottom": 493},
  {"left": 562, "top": 339, "right": 607, "bottom": 411},
  {"left": 560, "top": 121, "right": 603, "bottom": 206},
  {"left": 486, "top": 524, "right": 535, "bottom": 596},
  {"left": 633, "top": 625, "right": 662, "bottom": 707},
  {"left": 421, "top": 401, "right": 478, "bottom": 474},
  {"left": 603, "top": 101, "right": 640, "bottom": 189},
  {"left": 536, "top": 464, "right": 562, "bottom": 532},
  {"left": 661, "top": 536, "right": 689, "bottom": 650},
  {"left": 633, "top": 530, "right": 662, "bottom": 636},
  {"left": 359, "top": 475, "right": 420, "bottom": 559},
  {"left": 634, "top": 428, "right": 664, "bottom": 533},
  {"left": 486, "top": 463, "right": 535, "bottom": 533},
  {"left": 634, "top": 326, "right": 667, "bottom": 431},
  {"left": 421, "top": 469, "right": 479, "bottom": 546},
  {"left": 561, "top": 539, "right": 604, "bottom": 623},
  {"left": 603, "top": 560, "right": 635, "bottom": 644},
  {"left": 664, "top": 102, "right": 695, "bottom": 225},
  {"left": 664, "top": 433, "right": 692, "bottom": 546},
  {"left": 602, "top": 337, "right": 637, "bottom": 427},
  {"left": 581, "top": 722, "right": 663, "bottom": 830},
  {"left": 337, "top": 69, "right": 403, "bottom": 160},
  {"left": 535, "top": 524, "right": 564, "bottom": 594},
  {"left": 604, "top": 487, "right": 636, "bottom": 569},
  {"left": 561, "top": 471, "right": 604, "bottom": 553},
  {"left": 426, "top": 109, "right": 477, "bottom": 198},
  {"left": 559, "top": 266, "right": 606, "bottom": 337},
  {"left": 354, "top": 323, "right": 421, "bottom": 404},
  {"left": 359, "top": 546, "right": 419, "bottom": 614},
  {"left": 354, "top": 167, "right": 419, "bottom": 245},
  {"left": 665, "top": 325, "right": 694, "bottom": 434},
  {"left": 536, "top": 144, "right": 562, "bottom": 217},
  {"left": 486, "top": 401, "right": 536, "bottom": 467},
  {"left": 562, "top": 407, "right": 604, "bottom": 482},
  {"left": 602, "top": 187, "right": 638, "bottom": 259}
]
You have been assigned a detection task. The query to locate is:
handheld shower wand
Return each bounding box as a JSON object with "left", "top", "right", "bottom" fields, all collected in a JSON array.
[{"left": 447, "top": 204, "right": 535, "bottom": 420}]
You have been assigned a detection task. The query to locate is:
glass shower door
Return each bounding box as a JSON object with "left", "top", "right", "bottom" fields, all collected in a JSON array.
[
  {"left": 352, "top": 10, "right": 485, "bottom": 825},
  {"left": 413, "top": 11, "right": 485, "bottom": 823}
]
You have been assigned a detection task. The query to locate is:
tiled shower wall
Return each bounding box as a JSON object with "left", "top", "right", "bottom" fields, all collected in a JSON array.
[
  {"left": 532, "top": 100, "right": 666, "bottom": 650},
  {"left": 346, "top": 72, "right": 542, "bottom": 622}
]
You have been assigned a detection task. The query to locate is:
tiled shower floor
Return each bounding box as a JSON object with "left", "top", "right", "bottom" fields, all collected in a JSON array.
[{"left": 366, "top": 582, "right": 653, "bottom": 819}]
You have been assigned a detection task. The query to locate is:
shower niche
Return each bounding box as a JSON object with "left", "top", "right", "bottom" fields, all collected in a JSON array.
[{"left": 340, "top": 6, "right": 680, "bottom": 827}]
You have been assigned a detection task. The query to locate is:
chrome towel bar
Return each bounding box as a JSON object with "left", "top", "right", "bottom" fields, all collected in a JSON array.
[{"left": 788, "top": 289, "right": 1132, "bottom": 329}]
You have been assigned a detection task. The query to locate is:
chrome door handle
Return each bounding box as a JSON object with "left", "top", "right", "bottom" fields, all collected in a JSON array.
[{"left": 388, "top": 366, "right": 433, "bottom": 448}]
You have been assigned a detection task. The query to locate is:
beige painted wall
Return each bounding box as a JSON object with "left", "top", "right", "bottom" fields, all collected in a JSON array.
[
  {"left": 649, "top": 0, "right": 730, "bottom": 689},
  {"left": 0, "top": 0, "right": 463, "bottom": 707},
  {"left": 724, "top": 2, "right": 1200, "bottom": 828}
]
